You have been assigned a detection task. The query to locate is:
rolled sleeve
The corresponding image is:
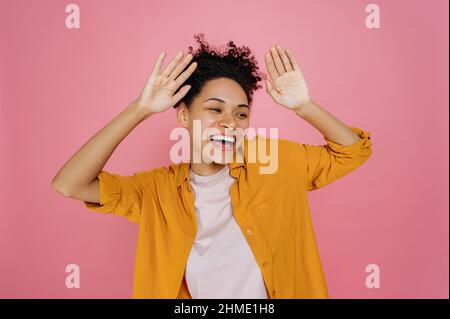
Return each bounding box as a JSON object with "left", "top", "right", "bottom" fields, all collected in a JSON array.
[
  {"left": 295, "top": 126, "right": 373, "bottom": 191},
  {"left": 84, "top": 170, "right": 144, "bottom": 223}
]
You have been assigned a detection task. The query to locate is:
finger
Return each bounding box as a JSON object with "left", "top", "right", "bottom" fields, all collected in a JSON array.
[
  {"left": 265, "top": 79, "right": 271, "bottom": 94},
  {"left": 265, "top": 52, "right": 279, "bottom": 83},
  {"left": 285, "top": 49, "right": 300, "bottom": 72},
  {"left": 168, "top": 53, "right": 193, "bottom": 80},
  {"left": 277, "top": 46, "right": 293, "bottom": 72},
  {"left": 148, "top": 51, "right": 166, "bottom": 82},
  {"left": 270, "top": 46, "right": 285, "bottom": 75},
  {"left": 161, "top": 51, "right": 184, "bottom": 77},
  {"left": 172, "top": 84, "right": 191, "bottom": 104},
  {"left": 174, "top": 62, "right": 197, "bottom": 90}
]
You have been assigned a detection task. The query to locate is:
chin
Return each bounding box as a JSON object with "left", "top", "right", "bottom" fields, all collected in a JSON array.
[
  {"left": 204, "top": 140, "right": 243, "bottom": 165},
  {"left": 208, "top": 151, "right": 232, "bottom": 165},
  {"left": 210, "top": 156, "right": 230, "bottom": 165}
]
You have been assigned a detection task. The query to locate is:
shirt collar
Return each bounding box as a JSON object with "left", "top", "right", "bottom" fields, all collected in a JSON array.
[{"left": 175, "top": 136, "right": 248, "bottom": 188}]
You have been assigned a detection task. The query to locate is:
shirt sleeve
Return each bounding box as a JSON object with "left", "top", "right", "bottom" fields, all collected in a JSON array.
[
  {"left": 83, "top": 170, "right": 145, "bottom": 223},
  {"left": 292, "top": 126, "right": 373, "bottom": 191}
]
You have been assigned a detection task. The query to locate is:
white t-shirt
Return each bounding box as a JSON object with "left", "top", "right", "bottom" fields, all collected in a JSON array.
[{"left": 185, "top": 164, "right": 269, "bottom": 299}]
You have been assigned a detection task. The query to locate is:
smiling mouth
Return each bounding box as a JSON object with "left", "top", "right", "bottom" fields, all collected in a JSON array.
[
  {"left": 208, "top": 134, "right": 236, "bottom": 150},
  {"left": 209, "top": 134, "right": 235, "bottom": 143}
]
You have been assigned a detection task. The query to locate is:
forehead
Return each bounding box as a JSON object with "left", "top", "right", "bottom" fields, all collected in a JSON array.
[{"left": 199, "top": 78, "right": 248, "bottom": 105}]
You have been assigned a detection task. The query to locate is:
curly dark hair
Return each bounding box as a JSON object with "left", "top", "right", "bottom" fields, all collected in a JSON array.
[{"left": 173, "top": 33, "right": 265, "bottom": 109}]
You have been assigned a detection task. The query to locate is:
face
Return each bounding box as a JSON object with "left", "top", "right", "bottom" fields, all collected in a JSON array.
[{"left": 177, "top": 77, "right": 250, "bottom": 167}]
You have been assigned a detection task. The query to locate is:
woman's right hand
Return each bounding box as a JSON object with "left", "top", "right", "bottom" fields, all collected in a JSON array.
[{"left": 134, "top": 51, "right": 197, "bottom": 116}]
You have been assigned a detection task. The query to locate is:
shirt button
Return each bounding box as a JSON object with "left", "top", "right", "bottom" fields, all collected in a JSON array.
[
  {"left": 262, "top": 262, "right": 268, "bottom": 267},
  {"left": 272, "top": 290, "right": 277, "bottom": 297},
  {"left": 246, "top": 229, "right": 253, "bottom": 236}
]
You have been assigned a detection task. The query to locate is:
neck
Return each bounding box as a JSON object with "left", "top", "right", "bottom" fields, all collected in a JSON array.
[{"left": 189, "top": 161, "right": 226, "bottom": 176}]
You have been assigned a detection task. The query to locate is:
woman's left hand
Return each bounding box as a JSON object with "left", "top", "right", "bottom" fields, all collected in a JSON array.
[{"left": 264, "top": 45, "right": 312, "bottom": 112}]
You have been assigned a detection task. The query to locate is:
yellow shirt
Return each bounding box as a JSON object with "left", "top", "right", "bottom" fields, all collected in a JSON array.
[{"left": 84, "top": 126, "right": 373, "bottom": 299}]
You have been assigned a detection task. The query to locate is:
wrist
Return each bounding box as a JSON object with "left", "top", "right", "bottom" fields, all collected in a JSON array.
[
  {"left": 128, "top": 100, "right": 153, "bottom": 120},
  {"left": 294, "top": 99, "right": 315, "bottom": 117}
]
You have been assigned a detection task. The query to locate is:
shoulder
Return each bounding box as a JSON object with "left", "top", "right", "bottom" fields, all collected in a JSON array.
[
  {"left": 244, "top": 135, "right": 306, "bottom": 177},
  {"left": 247, "top": 134, "right": 302, "bottom": 149},
  {"left": 245, "top": 135, "right": 305, "bottom": 161}
]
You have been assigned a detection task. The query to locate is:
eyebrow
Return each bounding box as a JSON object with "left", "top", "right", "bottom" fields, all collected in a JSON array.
[{"left": 203, "top": 97, "right": 249, "bottom": 109}]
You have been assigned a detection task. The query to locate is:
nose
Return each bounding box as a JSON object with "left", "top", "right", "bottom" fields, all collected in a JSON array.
[{"left": 218, "top": 113, "right": 237, "bottom": 130}]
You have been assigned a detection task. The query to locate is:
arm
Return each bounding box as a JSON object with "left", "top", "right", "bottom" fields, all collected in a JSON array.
[
  {"left": 51, "top": 50, "right": 197, "bottom": 202},
  {"left": 51, "top": 102, "right": 149, "bottom": 201},
  {"left": 265, "top": 45, "right": 372, "bottom": 190},
  {"left": 294, "top": 100, "right": 361, "bottom": 146},
  {"left": 294, "top": 100, "right": 372, "bottom": 191}
]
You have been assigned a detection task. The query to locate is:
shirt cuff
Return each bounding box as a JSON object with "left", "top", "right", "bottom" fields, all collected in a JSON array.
[
  {"left": 323, "top": 126, "right": 372, "bottom": 155},
  {"left": 84, "top": 171, "right": 121, "bottom": 213}
]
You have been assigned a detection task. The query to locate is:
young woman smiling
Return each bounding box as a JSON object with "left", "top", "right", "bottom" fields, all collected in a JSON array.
[{"left": 51, "top": 33, "right": 373, "bottom": 299}]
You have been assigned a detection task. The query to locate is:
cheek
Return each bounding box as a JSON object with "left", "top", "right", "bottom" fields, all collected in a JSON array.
[
  {"left": 237, "top": 120, "right": 250, "bottom": 131},
  {"left": 240, "top": 118, "right": 250, "bottom": 127},
  {"left": 189, "top": 119, "right": 218, "bottom": 145},
  {"left": 204, "top": 117, "right": 217, "bottom": 126},
  {"left": 201, "top": 118, "right": 218, "bottom": 138}
]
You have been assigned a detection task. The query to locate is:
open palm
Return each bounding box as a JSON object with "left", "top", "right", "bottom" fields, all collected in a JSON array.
[{"left": 264, "top": 46, "right": 311, "bottom": 111}]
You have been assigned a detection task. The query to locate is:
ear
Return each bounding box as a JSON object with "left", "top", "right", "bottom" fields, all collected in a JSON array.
[{"left": 176, "top": 102, "right": 190, "bottom": 128}]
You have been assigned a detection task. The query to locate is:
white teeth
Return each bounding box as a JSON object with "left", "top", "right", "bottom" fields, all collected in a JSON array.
[{"left": 210, "top": 135, "right": 235, "bottom": 143}]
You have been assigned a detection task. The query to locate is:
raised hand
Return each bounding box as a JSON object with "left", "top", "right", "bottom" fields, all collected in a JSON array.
[
  {"left": 135, "top": 51, "right": 197, "bottom": 116},
  {"left": 264, "top": 45, "right": 312, "bottom": 112}
]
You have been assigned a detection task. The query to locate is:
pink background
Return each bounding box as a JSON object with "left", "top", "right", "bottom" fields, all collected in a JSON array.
[{"left": 0, "top": 0, "right": 448, "bottom": 298}]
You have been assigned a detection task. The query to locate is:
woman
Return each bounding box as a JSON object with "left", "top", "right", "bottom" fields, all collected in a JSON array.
[{"left": 51, "top": 33, "right": 373, "bottom": 299}]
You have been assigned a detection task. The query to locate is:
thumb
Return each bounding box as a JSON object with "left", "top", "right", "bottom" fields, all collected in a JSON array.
[{"left": 265, "top": 80, "right": 279, "bottom": 99}]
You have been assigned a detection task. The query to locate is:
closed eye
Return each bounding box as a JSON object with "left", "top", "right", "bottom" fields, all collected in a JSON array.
[{"left": 208, "top": 108, "right": 248, "bottom": 119}]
